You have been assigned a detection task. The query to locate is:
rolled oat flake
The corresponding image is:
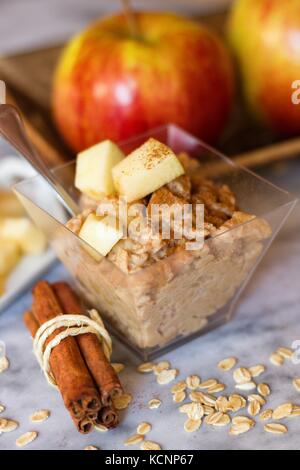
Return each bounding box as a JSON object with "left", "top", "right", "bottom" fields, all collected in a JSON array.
[{"left": 16, "top": 431, "right": 38, "bottom": 447}]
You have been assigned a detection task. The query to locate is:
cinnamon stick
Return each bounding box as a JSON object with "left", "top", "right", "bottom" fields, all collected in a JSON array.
[
  {"left": 23, "top": 310, "right": 95, "bottom": 433},
  {"left": 30, "top": 281, "right": 102, "bottom": 433},
  {"left": 52, "top": 281, "right": 122, "bottom": 428},
  {"left": 23, "top": 309, "right": 39, "bottom": 337}
]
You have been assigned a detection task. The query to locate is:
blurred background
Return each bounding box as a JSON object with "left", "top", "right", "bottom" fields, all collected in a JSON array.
[
  {"left": 0, "top": 0, "right": 299, "bottom": 188},
  {"left": 0, "top": 0, "right": 233, "bottom": 54},
  {"left": 0, "top": 0, "right": 300, "bottom": 202}
]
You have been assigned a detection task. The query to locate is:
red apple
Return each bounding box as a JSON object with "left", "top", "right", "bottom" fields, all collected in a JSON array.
[
  {"left": 52, "top": 11, "right": 234, "bottom": 153},
  {"left": 228, "top": 0, "right": 300, "bottom": 136}
]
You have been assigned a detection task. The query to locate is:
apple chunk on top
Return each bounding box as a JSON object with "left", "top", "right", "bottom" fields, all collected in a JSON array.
[
  {"left": 75, "top": 139, "right": 125, "bottom": 199},
  {"left": 75, "top": 137, "right": 185, "bottom": 257},
  {"left": 79, "top": 213, "right": 124, "bottom": 257},
  {"left": 112, "top": 138, "right": 185, "bottom": 202}
]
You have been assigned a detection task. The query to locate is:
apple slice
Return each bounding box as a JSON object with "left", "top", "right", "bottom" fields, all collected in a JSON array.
[
  {"left": 112, "top": 138, "right": 185, "bottom": 202},
  {"left": 79, "top": 213, "right": 123, "bottom": 257},
  {"left": 0, "top": 218, "right": 46, "bottom": 255},
  {"left": 75, "top": 140, "right": 125, "bottom": 199}
]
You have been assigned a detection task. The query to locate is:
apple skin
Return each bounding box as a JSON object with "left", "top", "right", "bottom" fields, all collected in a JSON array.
[
  {"left": 52, "top": 12, "right": 234, "bottom": 153},
  {"left": 228, "top": 0, "right": 300, "bottom": 136}
]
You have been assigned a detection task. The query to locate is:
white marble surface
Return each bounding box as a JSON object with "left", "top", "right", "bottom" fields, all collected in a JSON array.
[{"left": 0, "top": 187, "right": 300, "bottom": 450}]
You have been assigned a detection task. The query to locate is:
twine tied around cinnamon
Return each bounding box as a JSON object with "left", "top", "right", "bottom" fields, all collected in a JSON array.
[{"left": 33, "top": 309, "right": 112, "bottom": 387}]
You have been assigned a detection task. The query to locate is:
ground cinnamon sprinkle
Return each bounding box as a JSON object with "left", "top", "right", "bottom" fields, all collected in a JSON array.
[{"left": 142, "top": 139, "right": 172, "bottom": 169}]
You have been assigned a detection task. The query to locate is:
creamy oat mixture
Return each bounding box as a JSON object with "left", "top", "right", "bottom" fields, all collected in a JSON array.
[
  {"left": 67, "top": 152, "right": 245, "bottom": 274},
  {"left": 62, "top": 150, "right": 271, "bottom": 351}
]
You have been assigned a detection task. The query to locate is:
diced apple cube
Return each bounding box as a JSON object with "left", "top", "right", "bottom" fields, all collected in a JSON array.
[
  {"left": 75, "top": 140, "right": 125, "bottom": 199},
  {"left": 0, "top": 239, "right": 20, "bottom": 276},
  {"left": 112, "top": 138, "right": 185, "bottom": 202},
  {"left": 0, "top": 218, "right": 47, "bottom": 255},
  {"left": 79, "top": 213, "right": 123, "bottom": 256}
]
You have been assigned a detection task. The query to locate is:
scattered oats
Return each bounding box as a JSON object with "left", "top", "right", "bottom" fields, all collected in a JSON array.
[
  {"left": 233, "top": 367, "right": 252, "bottom": 384},
  {"left": 0, "top": 419, "right": 18, "bottom": 433},
  {"left": 260, "top": 409, "right": 273, "bottom": 421},
  {"left": 235, "top": 381, "right": 256, "bottom": 391},
  {"left": 201, "top": 393, "right": 217, "bottom": 407},
  {"left": 29, "top": 409, "right": 50, "bottom": 423},
  {"left": 198, "top": 379, "right": 217, "bottom": 390},
  {"left": 232, "top": 416, "right": 255, "bottom": 427},
  {"left": 189, "top": 391, "right": 204, "bottom": 403},
  {"left": 171, "top": 381, "right": 186, "bottom": 394},
  {"left": 0, "top": 418, "right": 8, "bottom": 429},
  {"left": 293, "top": 378, "right": 300, "bottom": 393},
  {"left": 16, "top": 431, "right": 38, "bottom": 447},
  {"left": 148, "top": 399, "right": 161, "bottom": 409},
  {"left": 215, "top": 396, "right": 229, "bottom": 413},
  {"left": 95, "top": 424, "right": 108, "bottom": 432},
  {"left": 264, "top": 423, "right": 287, "bottom": 434},
  {"left": 247, "top": 400, "right": 261, "bottom": 417},
  {"left": 277, "top": 347, "right": 293, "bottom": 359},
  {"left": 179, "top": 403, "right": 193, "bottom": 414},
  {"left": 186, "top": 375, "right": 200, "bottom": 390},
  {"left": 218, "top": 357, "right": 237, "bottom": 371},
  {"left": 173, "top": 391, "right": 186, "bottom": 403},
  {"left": 213, "top": 414, "right": 231, "bottom": 427},
  {"left": 230, "top": 423, "right": 252, "bottom": 435},
  {"left": 0, "top": 356, "right": 9, "bottom": 373},
  {"left": 140, "top": 440, "right": 161, "bottom": 450},
  {"left": 112, "top": 363, "right": 125, "bottom": 374},
  {"left": 205, "top": 412, "right": 230, "bottom": 426},
  {"left": 137, "top": 422, "right": 152, "bottom": 435},
  {"left": 248, "top": 394, "right": 266, "bottom": 406},
  {"left": 156, "top": 368, "right": 178, "bottom": 385},
  {"left": 291, "top": 406, "right": 300, "bottom": 417},
  {"left": 112, "top": 393, "right": 132, "bottom": 410},
  {"left": 124, "top": 434, "right": 144, "bottom": 446},
  {"left": 249, "top": 365, "right": 265, "bottom": 378},
  {"left": 272, "top": 403, "right": 293, "bottom": 420},
  {"left": 137, "top": 362, "right": 155, "bottom": 373},
  {"left": 153, "top": 361, "right": 171, "bottom": 375},
  {"left": 189, "top": 390, "right": 217, "bottom": 406},
  {"left": 184, "top": 418, "right": 202, "bottom": 432},
  {"left": 270, "top": 352, "right": 284, "bottom": 367},
  {"left": 207, "top": 383, "right": 225, "bottom": 394},
  {"left": 187, "top": 403, "right": 204, "bottom": 420},
  {"left": 0, "top": 405, "right": 5, "bottom": 414},
  {"left": 203, "top": 405, "right": 215, "bottom": 416},
  {"left": 179, "top": 402, "right": 204, "bottom": 419},
  {"left": 204, "top": 411, "right": 221, "bottom": 425},
  {"left": 84, "top": 445, "right": 99, "bottom": 450},
  {"left": 228, "top": 395, "right": 246, "bottom": 412},
  {"left": 257, "top": 383, "right": 271, "bottom": 397}
]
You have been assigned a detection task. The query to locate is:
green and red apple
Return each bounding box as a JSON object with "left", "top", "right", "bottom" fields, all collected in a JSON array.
[
  {"left": 52, "top": 11, "right": 234, "bottom": 152},
  {"left": 228, "top": 0, "right": 300, "bottom": 136}
]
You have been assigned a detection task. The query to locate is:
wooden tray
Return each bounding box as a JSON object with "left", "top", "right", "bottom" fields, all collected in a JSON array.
[{"left": 0, "top": 12, "right": 299, "bottom": 169}]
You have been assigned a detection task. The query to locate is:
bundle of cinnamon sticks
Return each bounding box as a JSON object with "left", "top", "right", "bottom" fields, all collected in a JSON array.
[{"left": 24, "top": 280, "right": 122, "bottom": 433}]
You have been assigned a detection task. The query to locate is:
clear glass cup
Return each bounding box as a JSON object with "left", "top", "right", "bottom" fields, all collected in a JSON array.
[{"left": 14, "top": 124, "right": 297, "bottom": 359}]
